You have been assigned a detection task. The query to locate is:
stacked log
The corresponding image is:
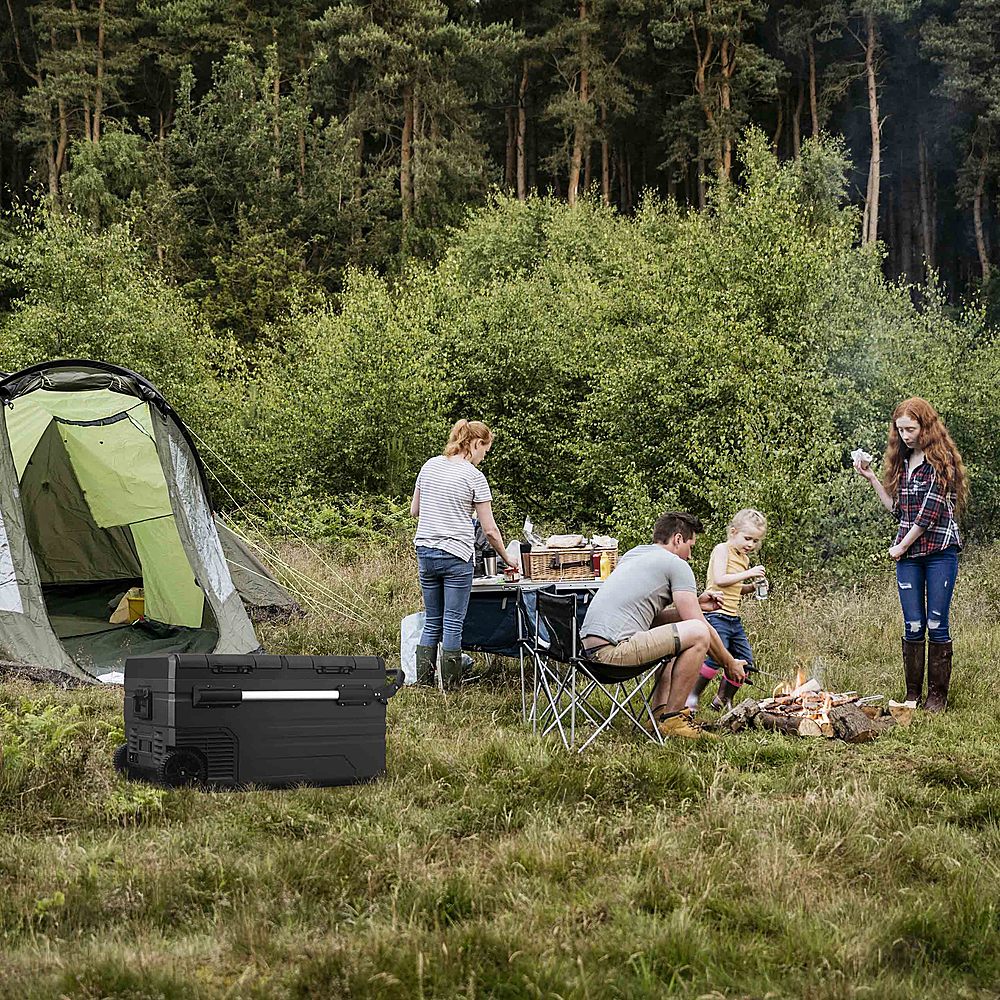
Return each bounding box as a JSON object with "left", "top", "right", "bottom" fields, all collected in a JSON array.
[{"left": 717, "top": 687, "right": 902, "bottom": 742}]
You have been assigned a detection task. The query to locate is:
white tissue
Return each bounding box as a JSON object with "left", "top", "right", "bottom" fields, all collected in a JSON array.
[{"left": 851, "top": 448, "right": 873, "bottom": 466}]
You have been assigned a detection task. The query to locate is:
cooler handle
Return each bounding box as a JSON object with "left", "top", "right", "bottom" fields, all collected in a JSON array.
[{"left": 377, "top": 669, "right": 405, "bottom": 703}]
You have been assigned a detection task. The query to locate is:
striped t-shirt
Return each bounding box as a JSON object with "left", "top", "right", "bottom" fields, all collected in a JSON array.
[{"left": 413, "top": 455, "right": 493, "bottom": 563}]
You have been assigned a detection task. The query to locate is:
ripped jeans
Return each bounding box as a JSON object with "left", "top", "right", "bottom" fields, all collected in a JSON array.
[{"left": 896, "top": 546, "right": 959, "bottom": 644}]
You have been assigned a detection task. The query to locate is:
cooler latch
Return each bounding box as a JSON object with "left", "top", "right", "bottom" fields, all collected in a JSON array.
[{"left": 132, "top": 686, "right": 153, "bottom": 720}]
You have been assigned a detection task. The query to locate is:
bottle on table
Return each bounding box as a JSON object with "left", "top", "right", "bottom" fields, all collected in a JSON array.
[{"left": 599, "top": 550, "right": 611, "bottom": 580}]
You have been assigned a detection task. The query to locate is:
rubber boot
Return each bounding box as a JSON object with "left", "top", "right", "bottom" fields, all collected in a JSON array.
[
  {"left": 438, "top": 648, "right": 464, "bottom": 691},
  {"left": 924, "top": 640, "right": 953, "bottom": 713},
  {"left": 711, "top": 678, "right": 741, "bottom": 712},
  {"left": 688, "top": 673, "right": 712, "bottom": 704},
  {"left": 902, "top": 638, "right": 925, "bottom": 705},
  {"left": 415, "top": 644, "right": 438, "bottom": 686}
]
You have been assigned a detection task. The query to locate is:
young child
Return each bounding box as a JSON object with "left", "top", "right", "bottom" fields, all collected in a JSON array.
[{"left": 686, "top": 509, "right": 768, "bottom": 712}]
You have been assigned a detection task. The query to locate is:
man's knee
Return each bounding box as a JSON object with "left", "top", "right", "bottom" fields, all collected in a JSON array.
[{"left": 678, "top": 619, "right": 710, "bottom": 652}]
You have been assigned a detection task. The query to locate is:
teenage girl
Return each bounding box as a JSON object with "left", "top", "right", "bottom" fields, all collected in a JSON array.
[{"left": 854, "top": 397, "right": 967, "bottom": 711}]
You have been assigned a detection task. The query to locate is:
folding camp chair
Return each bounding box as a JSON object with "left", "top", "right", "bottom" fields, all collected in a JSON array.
[{"left": 526, "top": 589, "right": 669, "bottom": 751}]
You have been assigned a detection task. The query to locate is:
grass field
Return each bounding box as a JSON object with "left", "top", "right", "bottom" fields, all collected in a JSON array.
[{"left": 3, "top": 542, "right": 1000, "bottom": 999}]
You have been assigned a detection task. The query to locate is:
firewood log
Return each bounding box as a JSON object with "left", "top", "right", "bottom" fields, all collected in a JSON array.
[
  {"left": 758, "top": 711, "right": 822, "bottom": 738},
  {"left": 828, "top": 703, "right": 880, "bottom": 743},
  {"left": 887, "top": 701, "right": 915, "bottom": 727},
  {"left": 717, "top": 699, "right": 760, "bottom": 733}
]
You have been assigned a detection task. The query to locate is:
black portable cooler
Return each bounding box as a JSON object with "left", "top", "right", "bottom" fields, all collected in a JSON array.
[{"left": 114, "top": 653, "right": 404, "bottom": 789}]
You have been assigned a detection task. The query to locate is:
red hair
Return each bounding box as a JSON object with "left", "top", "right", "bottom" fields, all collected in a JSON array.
[
  {"left": 444, "top": 419, "right": 492, "bottom": 457},
  {"left": 882, "top": 397, "right": 968, "bottom": 515}
]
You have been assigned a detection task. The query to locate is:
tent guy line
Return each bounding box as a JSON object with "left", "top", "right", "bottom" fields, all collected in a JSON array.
[{"left": 187, "top": 424, "right": 381, "bottom": 624}]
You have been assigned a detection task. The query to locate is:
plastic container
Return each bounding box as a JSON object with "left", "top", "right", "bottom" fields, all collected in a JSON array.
[
  {"left": 600, "top": 550, "right": 612, "bottom": 580},
  {"left": 127, "top": 595, "right": 145, "bottom": 622}
]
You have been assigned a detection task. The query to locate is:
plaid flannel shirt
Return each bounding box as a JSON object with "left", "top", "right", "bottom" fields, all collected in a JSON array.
[{"left": 893, "top": 461, "right": 962, "bottom": 557}]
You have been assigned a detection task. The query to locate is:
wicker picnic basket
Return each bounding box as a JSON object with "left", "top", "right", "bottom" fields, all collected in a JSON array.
[{"left": 523, "top": 547, "right": 618, "bottom": 582}]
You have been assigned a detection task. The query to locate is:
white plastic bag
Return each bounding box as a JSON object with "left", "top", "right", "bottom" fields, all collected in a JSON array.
[{"left": 399, "top": 611, "right": 425, "bottom": 685}]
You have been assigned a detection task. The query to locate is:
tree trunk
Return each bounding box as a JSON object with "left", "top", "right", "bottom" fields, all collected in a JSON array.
[
  {"left": 807, "top": 33, "right": 819, "bottom": 138},
  {"left": 400, "top": 83, "right": 414, "bottom": 224},
  {"left": 46, "top": 26, "right": 68, "bottom": 181},
  {"left": 46, "top": 135, "right": 58, "bottom": 200},
  {"left": 297, "top": 52, "right": 307, "bottom": 198},
  {"left": 719, "top": 38, "right": 734, "bottom": 178},
  {"left": 973, "top": 156, "right": 990, "bottom": 284},
  {"left": 350, "top": 79, "right": 363, "bottom": 204},
  {"left": 899, "top": 169, "right": 913, "bottom": 280},
  {"left": 55, "top": 98, "right": 69, "bottom": 178},
  {"left": 412, "top": 88, "right": 421, "bottom": 211},
  {"left": 792, "top": 78, "right": 804, "bottom": 159},
  {"left": 271, "top": 35, "right": 282, "bottom": 180},
  {"left": 600, "top": 103, "right": 610, "bottom": 206},
  {"left": 567, "top": 0, "right": 589, "bottom": 206},
  {"left": 919, "top": 131, "right": 934, "bottom": 275},
  {"left": 863, "top": 13, "right": 881, "bottom": 245},
  {"left": 516, "top": 58, "right": 528, "bottom": 200},
  {"left": 69, "top": 0, "right": 93, "bottom": 141},
  {"left": 93, "top": 0, "right": 105, "bottom": 142},
  {"left": 771, "top": 94, "right": 784, "bottom": 156},
  {"left": 528, "top": 115, "right": 537, "bottom": 192},
  {"left": 504, "top": 105, "right": 516, "bottom": 190},
  {"left": 696, "top": 153, "right": 706, "bottom": 210}
]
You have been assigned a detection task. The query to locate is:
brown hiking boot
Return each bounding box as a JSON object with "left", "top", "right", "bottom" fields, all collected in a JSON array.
[{"left": 647, "top": 707, "right": 719, "bottom": 741}]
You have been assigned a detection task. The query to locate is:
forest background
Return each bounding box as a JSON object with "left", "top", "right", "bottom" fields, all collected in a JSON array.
[{"left": 2, "top": 0, "right": 1000, "bottom": 576}]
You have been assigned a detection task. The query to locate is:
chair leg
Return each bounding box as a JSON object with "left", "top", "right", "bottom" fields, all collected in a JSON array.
[{"left": 577, "top": 670, "right": 659, "bottom": 752}]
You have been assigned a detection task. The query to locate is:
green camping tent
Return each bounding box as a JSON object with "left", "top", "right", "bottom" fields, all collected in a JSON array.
[{"left": 0, "top": 360, "right": 294, "bottom": 681}]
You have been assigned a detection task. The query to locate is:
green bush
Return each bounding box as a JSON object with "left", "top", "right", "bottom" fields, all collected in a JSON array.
[{"left": 1, "top": 131, "right": 997, "bottom": 579}]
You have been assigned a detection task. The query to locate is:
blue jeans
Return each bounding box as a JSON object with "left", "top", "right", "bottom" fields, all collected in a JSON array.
[
  {"left": 417, "top": 547, "right": 474, "bottom": 651},
  {"left": 896, "top": 546, "right": 959, "bottom": 644},
  {"left": 703, "top": 613, "right": 754, "bottom": 679}
]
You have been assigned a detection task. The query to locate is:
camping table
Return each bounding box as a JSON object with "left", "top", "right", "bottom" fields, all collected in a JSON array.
[{"left": 463, "top": 578, "right": 603, "bottom": 720}]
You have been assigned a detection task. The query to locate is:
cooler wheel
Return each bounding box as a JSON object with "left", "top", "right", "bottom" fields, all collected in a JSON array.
[
  {"left": 157, "top": 748, "right": 208, "bottom": 788},
  {"left": 112, "top": 743, "right": 131, "bottom": 777}
]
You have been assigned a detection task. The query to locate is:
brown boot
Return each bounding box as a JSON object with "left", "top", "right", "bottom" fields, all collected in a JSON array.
[
  {"left": 924, "top": 640, "right": 953, "bottom": 713},
  {"left": 902, "top": 638, "right": 925, "bottom": 704}
]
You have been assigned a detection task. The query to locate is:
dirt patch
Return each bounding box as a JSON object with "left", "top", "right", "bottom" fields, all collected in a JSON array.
[{"left": 0, "top": 661, "right": 97, "bottom": 689}]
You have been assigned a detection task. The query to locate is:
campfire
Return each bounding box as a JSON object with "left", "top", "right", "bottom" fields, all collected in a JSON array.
[{"left": 718, "top": 667, "right": 912, "bottom": 742}]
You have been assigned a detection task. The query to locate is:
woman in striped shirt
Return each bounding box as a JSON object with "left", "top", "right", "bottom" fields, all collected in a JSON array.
[
  {"left": 855, "top": 397, "right": 968, "bottom": 712},
  {"left": 410, "top": 419, "right": 517, "bottom": 689}
]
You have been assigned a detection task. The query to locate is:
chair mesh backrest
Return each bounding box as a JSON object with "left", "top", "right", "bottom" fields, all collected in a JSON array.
[{"left": 536, "top": 590, "right": 578, "bottom": 663}]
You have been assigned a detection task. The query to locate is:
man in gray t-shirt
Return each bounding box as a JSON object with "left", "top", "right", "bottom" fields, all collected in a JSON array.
[{"left": 581, "top": 512, "right": 746, "bottom": 740}]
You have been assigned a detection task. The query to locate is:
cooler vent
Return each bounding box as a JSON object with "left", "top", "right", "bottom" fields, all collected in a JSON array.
[{"left": 177, "top": 730, "right": 237, "bottom": 782}]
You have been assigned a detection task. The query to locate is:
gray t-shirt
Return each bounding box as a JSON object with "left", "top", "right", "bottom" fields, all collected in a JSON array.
[
  {"left": 581, "top": 544, "right": 698, "bottom": 643},
  {"left": 413, "top": 455, "right": 493, "bottom": 563}
]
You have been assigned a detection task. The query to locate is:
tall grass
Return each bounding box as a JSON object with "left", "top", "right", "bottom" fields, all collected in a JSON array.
[{"left": 2, "top": 542, "right": 1000, "bottom": 998}]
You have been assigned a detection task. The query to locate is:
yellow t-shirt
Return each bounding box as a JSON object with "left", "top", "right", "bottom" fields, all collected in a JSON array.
[{"left": 706, "top": 544, "right": 749, "bottom": 616}]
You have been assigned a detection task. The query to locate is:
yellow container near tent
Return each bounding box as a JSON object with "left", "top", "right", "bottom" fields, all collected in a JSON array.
[{"left": 127, "top": 593, "right": 145, "bottom": 623}]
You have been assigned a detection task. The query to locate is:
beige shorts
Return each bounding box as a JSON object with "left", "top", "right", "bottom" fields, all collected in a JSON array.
[{"left": 587, "top": 623, "right": 681, "bottom": 669}]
